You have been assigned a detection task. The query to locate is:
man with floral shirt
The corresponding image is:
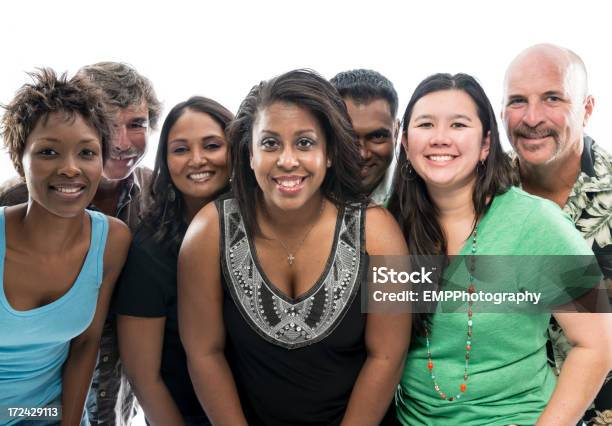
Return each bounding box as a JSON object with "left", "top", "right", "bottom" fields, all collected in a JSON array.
[{"left": 502, "top": 43, "right": 611, "bottom": 424}]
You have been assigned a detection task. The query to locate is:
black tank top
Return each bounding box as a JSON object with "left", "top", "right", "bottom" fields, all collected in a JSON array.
[{"left": 218, "top": 198, "right": 368, "bottom": 425}]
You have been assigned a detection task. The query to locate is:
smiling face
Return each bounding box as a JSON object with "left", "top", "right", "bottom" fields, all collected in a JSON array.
[
  {"left": 345, "top": 97, "right": 396, "bottom": 194},
  {"left": 250, "top": 102, "right": 328, "bottom": 211},
  {"left": 166, "top": 109, "right": 230, "bottom": 207},
  {"left": 502, "top": 51, "right": 592, "bottom": 168},
  {"left": 21, "top": 111, "right": 103, "bottom": 218},
  {"left": 103, "top": 102, "right": 149, "bottom": 180},
  {"left": 405, "top": 89, "right": 490, "bottom": 192}
]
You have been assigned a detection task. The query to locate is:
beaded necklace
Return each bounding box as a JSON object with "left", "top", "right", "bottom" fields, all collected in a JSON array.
[{"left": 425, "top": 226, "right": 478, "bottom": 401}]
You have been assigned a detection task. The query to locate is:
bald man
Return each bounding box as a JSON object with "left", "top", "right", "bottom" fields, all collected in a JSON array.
[{"left": 502, "top": 43, "right": 611, "bottom": 424}]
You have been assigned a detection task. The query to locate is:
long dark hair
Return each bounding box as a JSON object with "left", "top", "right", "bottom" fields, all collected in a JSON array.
[
  {"left": 388, "top": 73, "right": 516, "bottom": 334},
  {"left": 143, "top": 96, "right": 234, "bottom": 253},
  {"left": 227, "top": 69, "right": 364, "bottom": 237}
]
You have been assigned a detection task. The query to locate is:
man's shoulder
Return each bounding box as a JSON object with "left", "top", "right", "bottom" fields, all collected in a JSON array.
[
  {"left": 132, "top": 166, "right": 153, "bottom": 211},
  {"left": 591, "top": 139, "right": 612, "bottom": 177},
  {"left": 132, "top": 166, "right": 153, "bottom": 190},
  {"left": 0, "top": 176, "right": 28, "bottom": 206}
]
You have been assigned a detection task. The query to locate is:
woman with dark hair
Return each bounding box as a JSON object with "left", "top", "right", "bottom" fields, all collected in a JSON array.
[
  {"left": 178, "top": 69, "right": 411, "bottom": 425},
  {"left": 0, "top": 69, "right": 131, "bottom": 425},
  {"left": 115, "top": 96, "right": 233, "bottom": 425},
  {"left": 389, "top": 73, "right": 611, "bottom": 425}
]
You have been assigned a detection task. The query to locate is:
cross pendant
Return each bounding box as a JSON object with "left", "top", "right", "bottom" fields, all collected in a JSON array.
[{"left": 287, "top": 254, "right": 295, "bottom": 265}]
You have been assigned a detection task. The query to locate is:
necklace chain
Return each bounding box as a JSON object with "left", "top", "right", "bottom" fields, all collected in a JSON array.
[
  {"left": 265, "top": 198, "right": 325, "bottom": 266},
  {"left": 425, "top": 226, "right": 478, "bottom": 401}
]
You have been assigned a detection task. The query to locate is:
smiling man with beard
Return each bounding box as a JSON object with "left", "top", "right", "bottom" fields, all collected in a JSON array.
[
  {"left": 502, "top": 43, "right": 612, "bottom": 424},
  {"left": 0, "top": 61, "right": 161, "bottom": 425}
]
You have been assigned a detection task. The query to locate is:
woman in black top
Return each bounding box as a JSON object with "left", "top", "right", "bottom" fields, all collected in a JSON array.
[
  {"left": 115, "top": 96, "right": 233, "bottom": 425},
  {"left": 178, "top": 70, "right": 411, "bottom": 425}
]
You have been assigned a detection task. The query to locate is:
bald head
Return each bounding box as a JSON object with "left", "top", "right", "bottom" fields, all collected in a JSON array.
[
  {"left": 504, "top": 43, "right": 588, "bottom": 102},
  {"left": 501, "top": 44, "right": 594, "bottom": 169}
]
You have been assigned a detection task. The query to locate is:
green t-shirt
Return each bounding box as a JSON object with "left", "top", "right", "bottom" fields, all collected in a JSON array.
[{"left": 396, "top": 187, "right": 599, "bottom": 425}]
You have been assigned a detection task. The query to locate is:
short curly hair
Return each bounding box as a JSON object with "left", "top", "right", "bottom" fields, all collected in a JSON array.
[
  {"left": 77, "top": 62, "right": 161, "bottom": 130},
  {"left": 1, "top": 68, "right": 115, "bottom": 176}
]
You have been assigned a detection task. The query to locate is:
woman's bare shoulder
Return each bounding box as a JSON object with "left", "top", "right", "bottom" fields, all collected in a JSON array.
[{"left": 365, "top": 205, "right": 408, "bottom": 256}]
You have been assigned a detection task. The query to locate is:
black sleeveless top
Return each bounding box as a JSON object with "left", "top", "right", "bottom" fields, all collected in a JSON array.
[{"left": 218, "top": 198, "right": 368, "bottom": 425}]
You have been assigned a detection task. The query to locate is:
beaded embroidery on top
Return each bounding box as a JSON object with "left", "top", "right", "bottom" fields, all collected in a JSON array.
[{"left": 220, "top": 198, "right": 364, "bottom": 350}]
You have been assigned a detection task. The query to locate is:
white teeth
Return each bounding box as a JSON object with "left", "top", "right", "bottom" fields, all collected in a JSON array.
[
  {"left": 279, "top": 180, "right": 299, "bottom": 188},
  {"left": 188, "top": 172, "right": 212, "bottom": 180},
  {"left": 54, "top": 186, "right": 82, "bottom": 193},
  {"left": 275, "top": 178, "right": 303, "bottom": 188},
  {"left": 429, "top": 155, "right": 454, "bottom": 162}
]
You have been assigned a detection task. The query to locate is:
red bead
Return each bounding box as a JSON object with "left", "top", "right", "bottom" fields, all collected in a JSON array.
[
  {"left": 440, "top": 392, "right": 447, "bottom": 399},
  {"left": 427, "top": 361, "right": 433, "bottom": 370},
  {"left": 468, "top": 285, "right": 475, "bottom": 294},
  {"left": 466, "top": 345, "right": 471, "bottom": 351},
  {"left": 468, "top": 309, "right": 473, "bottom": 316},
  {"left": 460, "top": 383, "right": 467, "bottom": 392}
]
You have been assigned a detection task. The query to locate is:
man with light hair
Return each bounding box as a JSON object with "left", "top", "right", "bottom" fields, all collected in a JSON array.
[
  {"left": 502, "top": 43, "right": 611, "bottom": 423},
  {"left": 0, "top": 61, "right": 161, "bottom": 425}
]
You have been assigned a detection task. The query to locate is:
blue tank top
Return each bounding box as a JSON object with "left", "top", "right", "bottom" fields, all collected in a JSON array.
[{"left": 0, "top": 207, "right": 108, "bottom": 423}]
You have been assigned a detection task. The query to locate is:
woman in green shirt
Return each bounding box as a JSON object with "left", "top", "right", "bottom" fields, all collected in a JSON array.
[{"left": 388, "top": 73, "right": 611, "bottom": 425}]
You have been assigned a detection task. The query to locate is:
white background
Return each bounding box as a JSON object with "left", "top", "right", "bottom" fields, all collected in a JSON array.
[
  {"left": 1, "top": 0, "right": 611, "bottom": 183},
  {"left": 1, "top": 1, "right": 611, "bottom": 422}
]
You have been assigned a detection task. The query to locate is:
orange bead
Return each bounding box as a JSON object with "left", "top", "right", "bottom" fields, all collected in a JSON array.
[
  {"left": 427, "top": 361, "right": 433, "bottom": 370},
  {"left": 460, "top": 383, "right": 467, "bottom": 392}
]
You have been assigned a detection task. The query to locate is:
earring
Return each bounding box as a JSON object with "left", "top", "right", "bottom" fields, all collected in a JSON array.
[
  {"left": 400, "top": 161, "right": 417, "bottom": 181},
  {"left": 327, "top": 159, "right": 332, "bottom": 168},
  {"left": 168, "top": 186, "right": 176, "bottom": 202},
  {"left": 476, "top": 159, "right": 486, "bottom": 175}
]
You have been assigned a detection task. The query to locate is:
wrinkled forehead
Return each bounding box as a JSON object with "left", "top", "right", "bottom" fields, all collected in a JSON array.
[
  {"left": 504, "top": 53, "right": 586, "bottom": 100},
  {"left": 116, "top": 101, "right": 149, "bottom": 123}
]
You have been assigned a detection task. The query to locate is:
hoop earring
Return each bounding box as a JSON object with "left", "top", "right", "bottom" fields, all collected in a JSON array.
[
  {"left": 400, "top": 161, "right": 417, "bottom": 181},
  {"left": 476, "top": 159, "right": 486, "bottom": 175}
]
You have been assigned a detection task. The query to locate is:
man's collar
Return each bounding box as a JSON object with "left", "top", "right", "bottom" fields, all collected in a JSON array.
[
  {"left": 369, "top": 144, "right": 400, "bottom": 206},
  {"left": 580, "top": 135, "right": 596, "bottom": 178},
  {"left": 117, "top": 168, "right": 149, "bottom": 211}
]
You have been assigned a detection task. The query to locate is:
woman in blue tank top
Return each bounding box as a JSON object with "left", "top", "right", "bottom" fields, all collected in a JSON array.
[{"left": 0, "top": 69, "right": 131, "bottom": 425}]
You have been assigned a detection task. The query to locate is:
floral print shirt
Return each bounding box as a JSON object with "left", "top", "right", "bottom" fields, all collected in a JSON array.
[{"left": 513, "top": 136, "right": 611, "bottom": 424}]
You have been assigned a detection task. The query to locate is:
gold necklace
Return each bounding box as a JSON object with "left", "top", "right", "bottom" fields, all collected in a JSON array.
[{"left": 265, "top": 198, "right": 325, "bottom": 266}]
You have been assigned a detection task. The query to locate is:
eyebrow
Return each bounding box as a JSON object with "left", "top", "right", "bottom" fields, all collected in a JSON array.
[
  {"left": 169, "top": 135, "right": 225, "bottom": 144},
  {"left": 35, "top": 137, "right": 99, "bottom": 144},
  {"left": 127, "top": 117, "right": 149, "bottom": 125},
  {"left": 260, "top": 129, "right": 317, "bottom": 137},
  {"left": 413, "top": 114, "right": 472, "bottom": 121},
  {"left": 543, "top": 90, "right": 566, "bottom": 98},
  {"left": 451, "top": 114, "right": 472, "bottom": 121},
  {"left": 365, "top": 128, "right": 392, "bottom": 138}
]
